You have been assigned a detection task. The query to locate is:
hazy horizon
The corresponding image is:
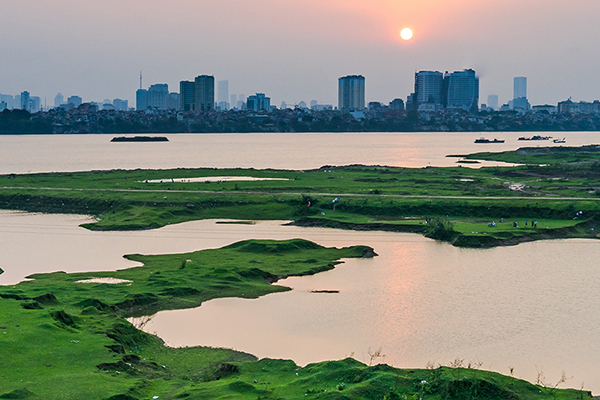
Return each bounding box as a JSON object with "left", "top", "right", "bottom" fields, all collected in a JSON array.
[{"left": 1, "top": 0, "right": 599, "bottom": 108}]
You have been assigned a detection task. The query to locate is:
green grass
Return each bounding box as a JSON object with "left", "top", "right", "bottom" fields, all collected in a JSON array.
[
  {"left": 453, "top": 144, "right": 600, "bottom": 165},
  {"left": 1, "top": 163, "right": 600, "bottom": 247},
  {"left": 0, "top": 240, "right": 588, "bottom": 399}
]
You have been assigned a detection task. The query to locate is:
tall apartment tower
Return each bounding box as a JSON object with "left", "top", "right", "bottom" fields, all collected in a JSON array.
[
  {"left": 180, "top": 81, "right": 195, "bottom": 111},
  {"left": 20, "top": 91, "right": 30, "bottom": 112},
  {"left": 514, "top": 77, "right": 527, "bottom": 99},
  {"left": 136, "top": 89, "right": 148, "bottom": 111},
  {"left": 487, "top": 95, "right": 499, "bottom": 110},
  {"left": 338, "top": 75, "right": 365, "bottom": 111},
  {"left": 194, "top": 75, "right": 215, "bottom": 112},
  {"left": 147, "top": 84, "right": 169, "bottom": 110},
  {"left": 445, "top": 69, "right": 479, "bottom": 112},
  {"left": 218, "top": 80, "right": 229, "bottom": 110},
  {"left": 54, "top": 93, "right": 64, "bottom": 107},
  {"left": 415, "top": 71, "right": 444, "bottom": 106}
]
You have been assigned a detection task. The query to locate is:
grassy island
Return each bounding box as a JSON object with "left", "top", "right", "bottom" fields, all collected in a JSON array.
[
  {"left": 0, "top": 240, "right": 588, "bottom": 399},
  {"left": 2, "top": 146, "right": 600, "bottom": 248},
  {"left": 1, "top": 146, "right": 600, "bottom": 399}
]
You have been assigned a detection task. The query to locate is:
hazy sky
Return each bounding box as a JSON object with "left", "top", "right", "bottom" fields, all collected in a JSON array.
[{"left": 1, "top": 0, "right": 599, "bottom": 107}]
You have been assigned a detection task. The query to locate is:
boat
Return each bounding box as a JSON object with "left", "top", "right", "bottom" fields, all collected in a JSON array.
[
  {"left": 553, "top": 138, "right": 566, "bottom": 143},
  {"left": 518, "top": 135, "right": 552, "bottom": 141},
  {"left": 474, "top": 138, "right": 505, "bottom": 144},
  {"left": 111, "top": 136, "right": 169, "bottom": 142}
]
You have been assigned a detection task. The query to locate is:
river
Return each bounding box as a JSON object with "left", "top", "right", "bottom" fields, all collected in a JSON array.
[
  {"left": 0, "top": 131, "right": 598, "bottom": 174},
  {"left": 1, "top": 132, "right": 599, "bottom": 393}
]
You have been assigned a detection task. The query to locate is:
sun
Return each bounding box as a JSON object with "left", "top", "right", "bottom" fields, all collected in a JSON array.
[{"left": 400, "top": 28, "right": 413, "bottom": 41}]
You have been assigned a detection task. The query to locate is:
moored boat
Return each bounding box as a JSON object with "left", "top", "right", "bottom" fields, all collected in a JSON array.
[{"left": 474, "top": 138, "right": 505, "bottom": 144}]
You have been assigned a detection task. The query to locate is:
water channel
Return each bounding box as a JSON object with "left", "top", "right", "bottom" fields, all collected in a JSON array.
[{"left": 1, "top": 132, "right": 600, "bottom": 392}]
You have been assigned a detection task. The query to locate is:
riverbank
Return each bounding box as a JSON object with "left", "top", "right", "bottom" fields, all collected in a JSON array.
[{"left": 0, "top": 239, "right": 589, "bottom": 399}]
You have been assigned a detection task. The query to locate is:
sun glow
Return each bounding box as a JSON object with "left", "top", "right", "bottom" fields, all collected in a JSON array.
[{"left": 400, "top": 27, "right": 413, "bottom": 41}]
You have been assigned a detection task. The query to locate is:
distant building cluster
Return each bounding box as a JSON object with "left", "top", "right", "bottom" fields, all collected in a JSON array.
[
  {"left": 407, "top": 69, "right": 479, "bottom": 113},
  {"left": 2, "top": 68, "right": 600, "bottom": 121}
]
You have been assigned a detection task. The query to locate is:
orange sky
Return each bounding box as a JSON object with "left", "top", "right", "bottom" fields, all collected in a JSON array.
[{"left": 1, "top": 0, "right": 599, "bottom": 106}]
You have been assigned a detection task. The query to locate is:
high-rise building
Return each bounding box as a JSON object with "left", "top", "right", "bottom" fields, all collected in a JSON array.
[
  {"left": 147, "top": 84, "right": 169, "bottom": 110},
  {"left": 20, "top": 91, "right": 30, "bottom": 111},
  {"left": 445, "top": 69, "right": 479, "bottom": 111},
  {"left": 180, "top": 81, "right": 195, "bottom": 111},
  {"left": 113, "top": 98, "right": 128, "bottom": 111},
  {"left": 194, "top": 75, "right": 215, "bottom": 112},
  {"left": 136, "top": 89, "right": 148, "bottom": 111},
  {"left": 487, "top": 95, "right": 499, "bottom": 110},
  {"left": 0, "top": 101, "right": 7, "bottom": 111},
  {"left": 514, "top": 77, "right": 527, "bottom": 100},
  {"left": 230, "top": 94, "right": 238, "bottom": 109},
  {"left": 218, "top": 80, "right": 229, "bottom": 109},
  {"left": 389, "top": 98, "right": 405, "bottom": 111},
  {"left": 167, "top": 93, "right": 179, "bottom": 110},
  {"left": 67, "top": 95, "right": 83, "bottom": 108},
  {"left": 512, "top": 77, "right": 529, "bottom": 112},
  {"left": 54, "top": 93, "right": 64, "bottom": 107},
  {"left": 0, "top": 94, "right": 15, "bottom": 109},
  {"left": 246, "top": 93, "right": 271, "bottom": 112},
  {"left": 338, "top": 75, "right": 365, "bottom": 111},
  {"left": 30, "top": 96, "right": 41, "bottom": 113},
  {"left": 415, "top": 71, "right": 444, "bottom": 106}
]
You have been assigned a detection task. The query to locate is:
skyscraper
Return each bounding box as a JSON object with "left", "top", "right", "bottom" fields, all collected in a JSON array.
[
  {"left": 415, "top": 71, "right": 444, "bottom": 106},
  {"left": 67, "top": 95, "right": 82, "bottom": 108},
  {"left": 180, "top": 81, "right": 195, "bottom": 111},
  {"left": 487, "top": 95, "right": 499, "bottom": 110},
  {"left": 194, "top": 75, "right": 215, "bottom": 112},
  {"left": 514, "top": 77, "right": 527, "bottom": 99},
  {"left": 147, "top": 84, "right": 169, "bottom": 110},
  {"left": 136, "top": 89, "right": 148, "bottom": 111},
  {"left": 113, "top": 98, "right": 128, "bottom": 111},
  {"left": 20, "top": 91, "right": 30, "bottom": 111},
  {"left": 338, "top": 75, "right": 365, "bottom": 111},
  {"left": 54, "top": 93, "right": 64, "bottom": 107},
  {"left": 445, "top": 69, "right": 479, "bottom": 112},
  {"left": 218, "top": 80, "right": 229, "bottom": 110},
  {"left": 246, "top": 93, "right": 271, "bottom": 112}
]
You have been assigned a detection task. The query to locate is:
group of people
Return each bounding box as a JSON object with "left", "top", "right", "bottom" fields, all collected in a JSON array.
[{"left": 509, "top": 220, "right": 537, "bottom": 228}]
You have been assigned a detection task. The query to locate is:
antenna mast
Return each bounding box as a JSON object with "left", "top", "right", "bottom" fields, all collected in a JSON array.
[{"left": 140, "top": 71, "right": 143, "bottom": 90}]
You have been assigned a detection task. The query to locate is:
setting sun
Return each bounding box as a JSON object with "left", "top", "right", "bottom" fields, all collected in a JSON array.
[{"left": 400, "top": 27, "right": 413, "bottom": 41}]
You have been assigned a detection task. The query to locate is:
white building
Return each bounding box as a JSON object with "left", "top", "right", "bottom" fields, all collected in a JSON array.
[
  {"left": 338, "top": 75, "right": 365, "bottom": 111},
  {"left": 415, "top": 71, "right": 444, "bottom": 106},
  {"left": 514, "top": 77, "right": 527, "bottom": 100}
]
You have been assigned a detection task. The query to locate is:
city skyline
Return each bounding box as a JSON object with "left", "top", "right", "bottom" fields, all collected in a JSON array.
[{"left": 1, "top": 1, "right": 599, "bottom": 107}]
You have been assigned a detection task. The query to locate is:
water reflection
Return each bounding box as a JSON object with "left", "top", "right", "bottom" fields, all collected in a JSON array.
[
  {"left": 1, "top": 210, "right": 599, "bottom": 393},
  {"left": 134, "top": 239, "right": 600, "bottom": 393}
]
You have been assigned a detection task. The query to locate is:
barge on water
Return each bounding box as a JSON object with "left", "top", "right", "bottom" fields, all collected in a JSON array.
[{"left": 111, "top": 136, "right": 169, "bottom": 142}]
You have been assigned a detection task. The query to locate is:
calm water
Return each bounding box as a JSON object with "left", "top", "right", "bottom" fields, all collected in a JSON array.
[
  {"left": 0, "top": 131, "right": 599, "bottom": 174},
  {"left": 1, "top": 132, "right": 600, "bottom": 393},
  {"left": 1, "top": 212, "right": 598, "bottom": 392}
]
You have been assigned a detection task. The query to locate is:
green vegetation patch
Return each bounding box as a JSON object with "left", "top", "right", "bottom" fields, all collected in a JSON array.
[{"left": 0, "top": 239, "right": 589, "bottom": 399}]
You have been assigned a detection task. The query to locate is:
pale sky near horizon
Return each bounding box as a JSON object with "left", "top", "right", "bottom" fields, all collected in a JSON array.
[{"left": 1, "top": 0, "right": 599, "bottom": 108}]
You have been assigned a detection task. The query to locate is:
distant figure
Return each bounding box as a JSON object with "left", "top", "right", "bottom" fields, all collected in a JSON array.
[
  {"left": 513, "top": 222, "right": 518, "bottom": 228},
  {"left": 534, "top": 220, "right": 538, "bottom": 228},
  {"left": 525, "top": 220, "right": 528, "bottom": 226},
  {"left": 500, "top": 218, "right": 504, "bottom": 223}
]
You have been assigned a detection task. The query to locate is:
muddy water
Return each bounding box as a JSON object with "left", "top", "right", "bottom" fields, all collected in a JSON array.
[{"left": 2, "top": 213, "right": 600, "bottom": 393}]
